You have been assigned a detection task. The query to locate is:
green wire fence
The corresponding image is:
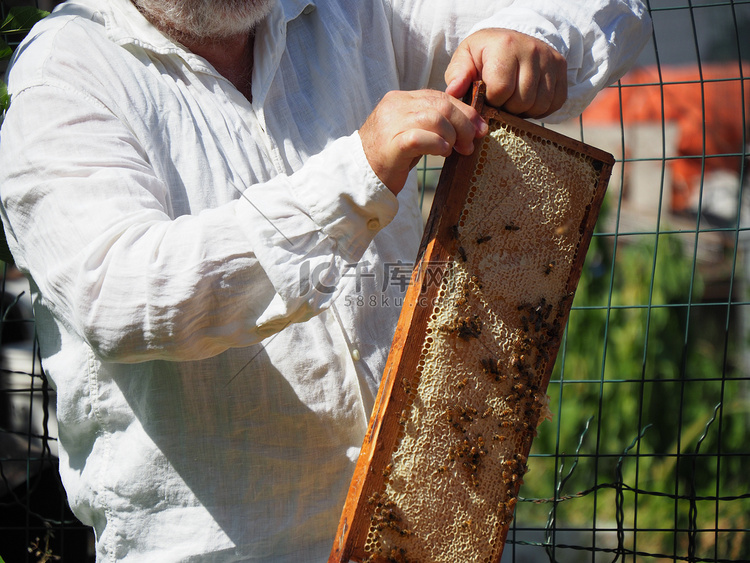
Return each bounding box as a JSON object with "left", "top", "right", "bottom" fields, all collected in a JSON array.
[{"left": 2, "top": 0, "right": 750, "bottom": 561}]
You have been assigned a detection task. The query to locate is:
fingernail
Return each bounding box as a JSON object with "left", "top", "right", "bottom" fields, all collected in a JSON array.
[
  {"left": 476, "top": 119, "right": 488, "bottom": 136},
  {"left": 457, "top": 140, "right": 476, "bottom": 156}
]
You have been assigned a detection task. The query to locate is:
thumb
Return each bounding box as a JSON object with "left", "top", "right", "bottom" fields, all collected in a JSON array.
[{"left": 444, "top": 45, "right": 481, "bottom": 100}]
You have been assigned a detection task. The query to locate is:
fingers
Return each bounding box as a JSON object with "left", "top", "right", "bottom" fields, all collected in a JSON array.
[
  {"left": 395, "top": 129, "right": 452, "bottom": 160},
  {"left": 445, "top": 29, "right": 568, "bottom": 119},
  {"left": 406, "top": 93, "right": 481, "bottom": 156},
  {"left": 487, "top": 35, "right": 567, "bottom": 118},
  {"left": 445, "top": 47, "right": 480, "bottom": 101},
  {"left": 360, "top": 90, "right": 488, "bottom": 194}
]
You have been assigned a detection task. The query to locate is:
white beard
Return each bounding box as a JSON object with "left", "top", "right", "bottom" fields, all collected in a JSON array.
[{"left": 132, "top": 0, "right": 276, "bottom": 42}]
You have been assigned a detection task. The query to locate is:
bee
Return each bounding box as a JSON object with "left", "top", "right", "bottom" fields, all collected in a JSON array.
[
  {"left": 498, "top": 500, "right": 516, "bottom": 518},
  {"left": 437, "top": 465, "right": 448, "bottom": 473},
  {"left": 388, "top": 547, "right": 408, "bottom": 562},
  {"left": 460, "top": 406, "right": 478, "bottom": 422},
  {"left": 450, "top": 224, "right": 460, "bottom": 240},
  {"left": 539, "top": 347, "right": 550, "bottom": 363},
  {"left": 544, "top": 260, "right": 556, "bottom": 275},
  {"left": 476, "top": 235, "right": 492, "bottom": 244},
  {"left": 457, "top": 245, "right": 467, "bottom": 262},
  {"left": 515, "top": 422, "right": 530, "bottom": 433},
  {"left": 555, "top": 220, "right": 572, "bottom": 236},
  {"left": 446, "top": 409, "right": 465, "bottom": 433},
  {"left": 401, "top": 379, "right": 413, "bottom": 395},
  {"left": 382, "top": 463, "right": 393, "bottom": 478},
  {"left": 505, "top": 222, "right": 520, "bottom": 231},
  {"left": 544, "top": 302, "right": 554, "bottom": 320},
  {"left": 384, "top": 507, "right": 401, "bottom": 522},
  {"left": 458, "top": 440, "right": 472, "bottom": 457},
  {"left": 546, "top": 323, "right": 560, "bottom": 340},
  {"left": 457, "top": 315, "right": 482, "bottom": 339},
  {"left": 442, "top": 315, "right": 481, "bottom": 340},
  {"left": 559, "top": 291, "right": 575, "bottom": 305}
]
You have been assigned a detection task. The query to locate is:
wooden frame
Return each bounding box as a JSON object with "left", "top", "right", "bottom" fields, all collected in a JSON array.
[{"left": 330, "top": 84, "right": 615, "bottom": 563}]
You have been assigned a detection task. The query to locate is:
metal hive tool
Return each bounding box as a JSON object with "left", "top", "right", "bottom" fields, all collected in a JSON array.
[{"left": 330, "top": 83, "right": 615, "bottom": 563}]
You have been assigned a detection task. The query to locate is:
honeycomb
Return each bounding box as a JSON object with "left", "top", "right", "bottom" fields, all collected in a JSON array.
[{"left": 330, "top": 97, "right": 613, "bottom": 563}]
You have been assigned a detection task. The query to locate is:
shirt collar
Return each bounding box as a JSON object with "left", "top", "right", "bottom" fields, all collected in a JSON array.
[
  {"left": 72, "top": 0, "right": 317, "bottom": 62},
  {"left": 94, "top": 0, "right": 184, "bottom": 55},
  {"left": 280, "top": 0, "right": 317, "bottom": 23}
]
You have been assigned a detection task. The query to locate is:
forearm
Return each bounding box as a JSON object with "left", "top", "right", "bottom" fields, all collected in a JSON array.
[{"left": 0, "top": 86, "right": 397, "bottom": 363}]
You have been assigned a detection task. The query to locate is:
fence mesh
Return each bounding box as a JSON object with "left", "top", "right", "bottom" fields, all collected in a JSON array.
[{"left": 2, "top": 0, "right": 749, "bottom": 561}]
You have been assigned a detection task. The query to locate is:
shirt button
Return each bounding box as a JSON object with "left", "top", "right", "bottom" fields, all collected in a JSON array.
[
  {"left": 351, "top": 349, "right": 361, "bottom": 361},
  {"left": 367, "top": 218, "right": 380, "bottom": 231}
]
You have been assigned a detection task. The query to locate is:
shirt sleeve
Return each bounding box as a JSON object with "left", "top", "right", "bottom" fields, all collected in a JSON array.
[
  {"left": 0, "top": 83, "right": 398, "bottom": 363},
  {"left": 385, "top": 0, "right": 651, "bottom": 122}
]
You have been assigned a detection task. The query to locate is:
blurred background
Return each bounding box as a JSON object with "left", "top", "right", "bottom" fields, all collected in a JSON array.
[{"left": 2, "top": 0, "right": 749, "bottom": 561}]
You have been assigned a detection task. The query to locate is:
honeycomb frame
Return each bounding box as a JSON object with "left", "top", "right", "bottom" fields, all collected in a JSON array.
[{"left": 329, "top": 83, "right": 615, "bottom": 563}]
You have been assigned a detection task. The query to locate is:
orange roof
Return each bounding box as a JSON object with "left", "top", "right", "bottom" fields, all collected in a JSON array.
[{"left": 582, "top": 63, "right": 750, "bottom": 211}]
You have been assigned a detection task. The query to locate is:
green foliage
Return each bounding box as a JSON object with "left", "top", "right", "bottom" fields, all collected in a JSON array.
[
  {"left": 1, "top": 6, "right": 49, "bottom": 109},
  {"left": 1, "top": 6, "right": 49, "bottom": 35},
  {"left": 523, "top": 218, "right": 750, "bottom": 559},
  {"left": 0, "top": 35, "right": 10, "bottom": 60},
  {"left": 0, "top": 5, "right": 49, "bottom": 62}
]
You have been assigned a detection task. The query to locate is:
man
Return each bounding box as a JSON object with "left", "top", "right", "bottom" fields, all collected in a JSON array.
[{"left": 0, "top": 0, "right": 650, "bottom": 560}]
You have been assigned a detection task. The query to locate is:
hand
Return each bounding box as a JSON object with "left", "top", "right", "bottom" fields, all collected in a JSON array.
[
  {"left": 360, "top": 89, "right": 488, "bottom": 194},
  {"left": 445, "top": 28, "right": 568, "bottom": 119}
]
